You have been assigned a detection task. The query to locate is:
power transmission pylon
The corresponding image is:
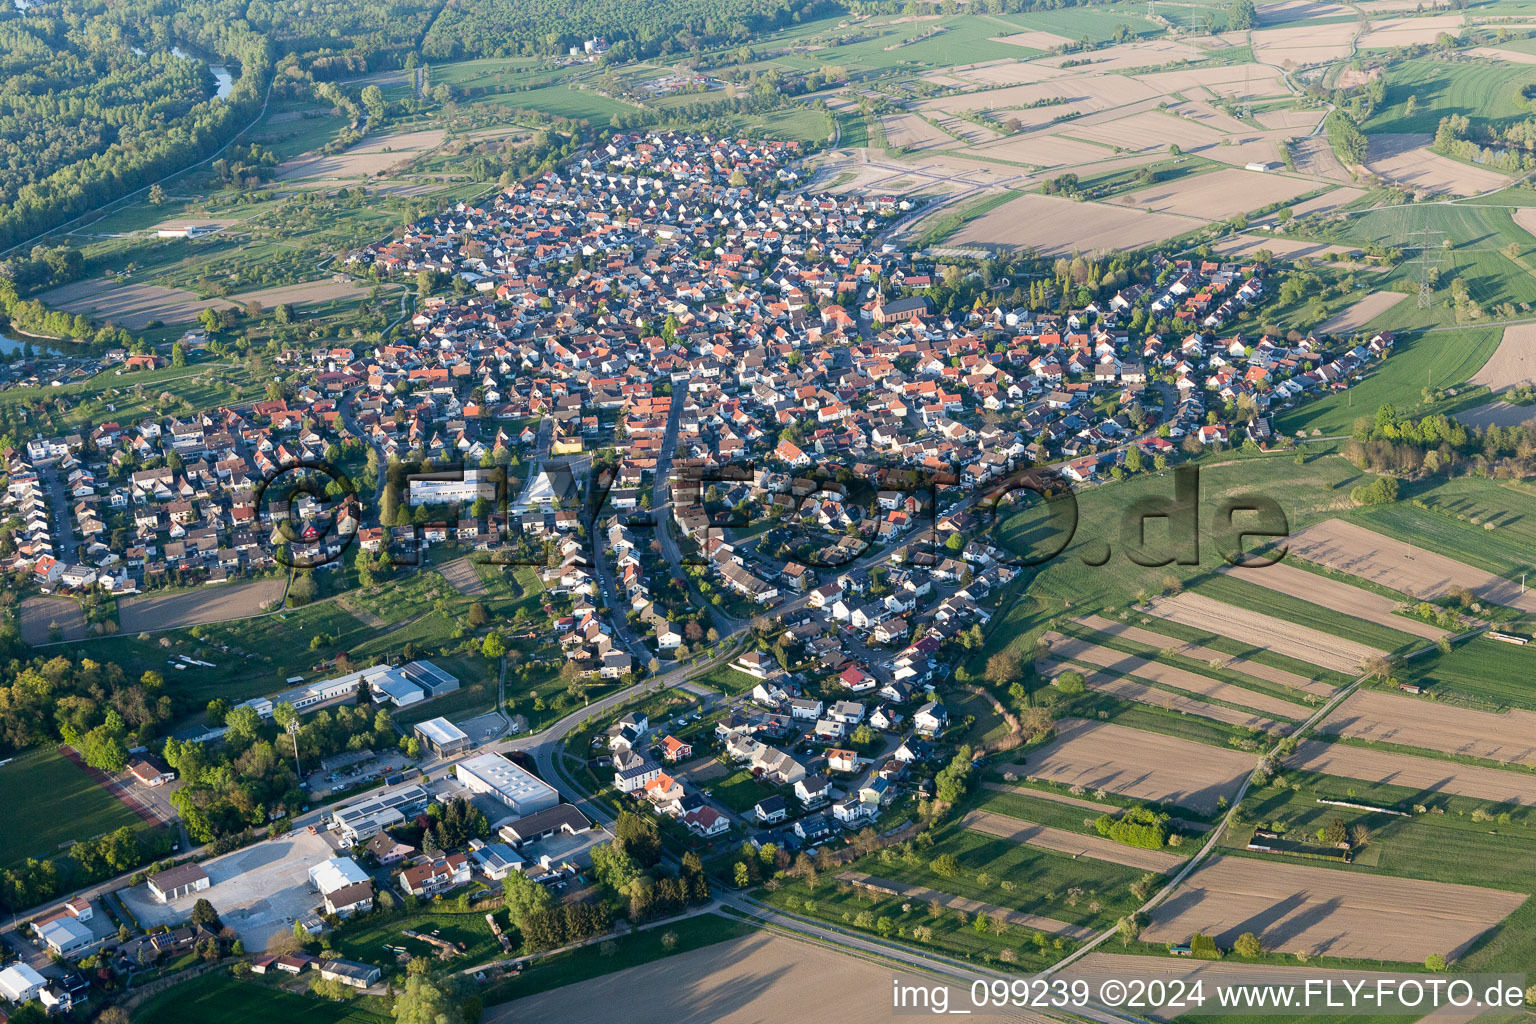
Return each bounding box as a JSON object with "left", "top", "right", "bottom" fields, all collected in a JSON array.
[{"left": 1407, "top": 227, "right": 1446, "bottom": 309}]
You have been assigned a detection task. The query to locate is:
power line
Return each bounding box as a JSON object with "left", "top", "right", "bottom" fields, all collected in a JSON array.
[{"left": 1405, "top": 226, "right": 1446, "bottom": 309}]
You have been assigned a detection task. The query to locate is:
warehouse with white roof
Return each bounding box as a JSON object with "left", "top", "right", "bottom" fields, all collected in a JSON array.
[{"left": 455, "top": 752, "right": 559, "bottom": 816}]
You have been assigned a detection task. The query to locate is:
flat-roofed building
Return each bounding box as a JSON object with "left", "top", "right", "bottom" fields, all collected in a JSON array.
[
  {"left": 455, "top": 752, "right": 559, "bottom": 816},
  {"left": 331, "top": 785, "right": 431, "bottom": 844},
  {"left": 415, "top": 717, "right": 471, "bottom": 757}
]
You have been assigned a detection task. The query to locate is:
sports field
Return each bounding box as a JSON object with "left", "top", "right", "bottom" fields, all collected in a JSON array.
[{"left": 0, "top": 747, "right": 146, "bottom": 869}]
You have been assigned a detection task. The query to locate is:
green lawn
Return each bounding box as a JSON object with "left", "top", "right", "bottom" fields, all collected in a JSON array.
[
  {"left": 328, "top": 905, "right": 507, "bottom": 970},
  {"left": 1367, "top": 57, "right": 1536, "bottom": 135},
  {"left": 0, "top": 747, "right": 152, "bottom": 869},
  {"left": 130, "top": 973, "right": 390, "bottom": 1024},
  {"left": 487, "top": 84, "right": 637, "bottom": 122},
  {"left": 710, "top": 769, "right": 781, "bottom": 814},
  {"left": 1346, "top": 477, "right": 1536, "bottom": 580},
  {"left": 481, "top": 913, "right": 756, "bottom": 1006}
]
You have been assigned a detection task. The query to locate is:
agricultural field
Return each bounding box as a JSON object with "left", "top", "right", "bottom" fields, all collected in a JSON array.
[
  {"left": 1319, "top": 688, "right": 1536, "bottom": 765},
  {"left": 1397, "top": 633, "right": 1536, "bottom": 711},
  {"left": 1011, "top": 718, "right": 1253, "bottom": 815},
  {"left": 1142, "top": 855, "right": 1526, "bottom": 961},
  {"left": 960, "top": 809, "right": 1186, "bottom": 872},
  {"left": 129, "top": 973, "right": 389, "bottom": 1024},
  {"left": 1217, "top": 562, "right": 1448, "bottom": 640},
  {"left": 1288, "top": 738, "right": 1536, "bottom": 805},
  {"left": 1141, "top": 591, "right": 1388, "bottom": 674}
]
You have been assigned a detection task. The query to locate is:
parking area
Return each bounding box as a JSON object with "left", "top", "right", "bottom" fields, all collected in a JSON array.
[{"left": 120, "top": 830, "right": 334, "bottom": 951}]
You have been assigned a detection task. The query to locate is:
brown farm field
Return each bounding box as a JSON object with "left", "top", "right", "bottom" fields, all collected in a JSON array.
[
  {"left": 1042, "top": 633, "right": 1310, "bottom": 718},
  {"left": 1285, "top": 520, "right": 1536, "bottom": 614},
  {"left": 1038, "top": 659, "right": 1293, "bottom": 733},
  {"left": 1316, "top": 290, "right": 1408, "bottom": 335},
  {"left": 1469, "top": 323, "right": 1536, "bottom": 392},
  {"left": 961, "top": 809, "right": 1185, "bottom": 872},
  {"left": 1364, "top": 133, "right": 1512, "bottom": 195},
  {"left": 276, "top": 128, "right": 446, "bottom": 180},
  {"left": 1015, "top": 718, "right": 1252, "bottom": 815},
  {"left": 1221, "top": 563, "right": 1449, "bottom": 640},
  {"left": 1105, "top": 167, "right": 1318, "bottom": 220},
  {"left": 1141, "top": 854, "right": 1525, "bottom": 960},
  {"left": 946, "top": 192, "right": 1202, "bottom": 255},
  {"left": 1288, "top": 738, "right": 1536, "bottom": 805},
  {"left": 1073, "top": 614, "right": 1333, "bottom": 696},
  {"left": 1319, "top": 689, "right": 1536, "bottom": 766},
  {"left": 1142, "top": 592, "right": 1385, "bottom": 675},
  {"left": 487, "top": 931, "right": 1037, "bottom": 1024},
  {"left": 19, "top": 597, "right": 88, "bottom": 645},
  {"left": 38, "top": 277, "right": 374, "bottom": 329},
  {"left": 117, "top": 579, "right": 287, "bottom": 634}
]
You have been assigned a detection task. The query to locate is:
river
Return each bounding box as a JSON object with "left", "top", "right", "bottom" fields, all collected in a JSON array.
[
  {"left": 0, "top": 331, "right": 24, "bottom": 357},
  {"left": 170, "top": 46, "right": 235, "bottom": 100}
]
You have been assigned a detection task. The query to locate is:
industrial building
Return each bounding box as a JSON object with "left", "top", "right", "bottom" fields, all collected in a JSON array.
[
  {"left": 455, "top": 752, "right": 559, "bottom": 816},
  {"left": 331, "top": 784, "right": 431, "bottom": 844},
  {"left": 415, "top": 717, "right": 472, "bottom": 757}
]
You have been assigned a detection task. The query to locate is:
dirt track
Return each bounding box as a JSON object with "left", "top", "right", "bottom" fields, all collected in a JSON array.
[
  {"left": 1286, "top": 519, "right": 1536, "bottom": 614},
  {"left": 1143, "top": 592, "right": 1385, "bottom": 675},
  {"left": 1318, "top": 690, "right": 1536, "bottom": 766},
  {"left": 1289, "top": 738, "right": 1536, "bottom": 805},
  {"left": 1074, "top": 614, "right": 1332, "bottom": 696},
  {"left": 1043, "top": 633, "right": 1309, "bottom": 719},
  {"left": 117, "top": 578, "right": 287, "bottom": 633},
  {"left": 961, "top": 809, "right": 1185, "bottom": 873},
  {"left": 1222, "top": 562, "right": 1448, "bottom": 640},
  {"left": 1019, "top": 719, "right": 1253, "bottom": 816},
  {"left": 1142, "top": 855, "right": 1524, "bottom": 960}
]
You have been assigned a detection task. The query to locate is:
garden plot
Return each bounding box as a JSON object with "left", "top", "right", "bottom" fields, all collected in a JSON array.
[
  {"left": 1017, "top": 718, "right": 1252, "bottom": 815},
  {"left": 1106, "top": 166, "right": 1317, "bottom": 219},
  {"left": 1285, "top": 519, "right": 1536, "bottom": 614},
  {"left": 1316, "top": 290, "right": 1406, "bottom": 334},
  {"left": 838, "top": 873, "right": 1096, "bottom": 939},
  {"left": 1364, "top": 133, "right": 1512, "bottom": 195},
  {"left": 1289, "top": 738, "right": 1536, "bottom": 805},
  {"left": 1141, "top": 855, "right": 1525, "bottom": 961},
  {"left": 1038, "top": 659, "right": 1293, "bottom": 733},
  {"left": 1222, "top": 563, "right": 1449, "bottom": 640},
  {"left": 945, "top": 192, "right": 1203, "bottom": 255},
  {"left": 1142, "top": 592, "right": 1385, "bottom": 675},
  {"left": 1073, "top": 613, "right": 1334, "bottom": 696},
  {"left": 1042, "top": 632, "right": 1310, "bottom": 718},
  {"left": 1469, "top": 322, "right": 1536, "bottom": 391},
  {"left": 1319, "top": 689, "right": 1536, "bottom": 766},
  {"left": 960, "top": 810, "right": 1185, "bottom": 872}
]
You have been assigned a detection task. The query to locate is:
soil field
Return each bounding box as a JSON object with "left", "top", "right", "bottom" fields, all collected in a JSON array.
[
  {"left": 1221, "top": 563, "right": 1449, "bottom": 640},
  {"left": 1469, "top": 322, "right": 1536, "bottom": 392},
  {"left": 1358, "top": 14, "right": 1468, "bottom": 47},
  {"left": 1364, "top": 133, "right": 1512, "bottom": 195},
  {"left": 1285, "top": 519, "right": 1536, "bottom": 614},
  {"left": 946, "top": 192, "right": 1203, "bottom": 255},
  {"left": 1317, "top": 290, "right": 1408, "bottom": 335},
  {"left": 1211, "top": 234, "right": 1358, "bottom": 260},
  {"left": 1017, "top": 718, "right": 1253, "bottom": 815},
  {"left": 1291, "top": 135, "right": 1354, "bottom": 182},
  {"left": 1073, "top": 613, "right": 1333, "bottom": 696},
  {"left": 117, "top": 578, "right": 287, "bottom": 633},
  {"left": 1251, "top": 22, "right": 1357, "bottom": 66},
  {"left": 881, "top": 112, "right": 951, "bottom": 150},
  {"left": 1042, "top": 633, "right": 1310, "bottom": 718},
  {"left": 1319, "top": 689, "right": 1536, "bottom": 766},
  {"left": 1142, "top": 592, "right": 1385, "bottom": 674},
  {"left": 1105, "top": 166, "right": 1316, "bottom": 219},
  {"left": 38, "top": 277, "right": 373, "bottom": 329},
  {"left": 1038, "top": 659, "right": 1292, "bottom": 733},
  {"left": 1455, "top": 397, "right": 1536, "bottom": 429},
  {"left": 1065, "top": 110, "right": 1227, "bottom": 153},
  {"left": 838, "top": 872, "right": 1096, "bottom": 939},
  {"left": 1469, "top": 45, "right": 1536, "bottom": 65},
  {"left": 488, "top": 931, "right": 1021, "bottom": 1024},
  {"left": 1141, "top": 854, "right": 1525, "bottom": 960},
  {"left": 19, "top": 596, "right": 88, "bottom": 645},
  {"left": 1289, "top": 738, "right": 1536, "bottom": 805},
  {"left": 1283, "top": 185, "right": 1368, "bottom": 217},
  {"left": 276, "top": 128, "right": 445, "bottom": 180},
  {"left": 439, "top": 557, "right": 488, "bottom": 596},
  {"left": 1137, "top": 64, "right": 1289, "bottom": 102},
  {"left": 960, "top": 809, "right": 1185, "bottom": 872},
  {"left": 991, "top": 28, "right": 1075, "bottom": 48}
]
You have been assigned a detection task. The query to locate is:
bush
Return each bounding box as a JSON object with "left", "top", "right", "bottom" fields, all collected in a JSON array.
[
  {"left": 1190, "top": 932, "right": 1222, "bottom": 959},
  {"left": 1094, "top": 807, "right": 1170, "bottom": 849},
  {"left": 1233, "top": 932, "right": 1262, "bottom": 958}
]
